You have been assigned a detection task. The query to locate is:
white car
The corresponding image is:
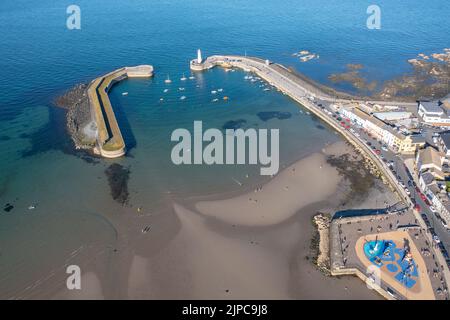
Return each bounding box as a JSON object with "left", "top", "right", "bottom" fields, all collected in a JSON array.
[
  {"left": 405, "top": 189, "right": 411, "bottom": 196},
  {"left": 430, "top": 206, "right": 437, "bottom": 213}
]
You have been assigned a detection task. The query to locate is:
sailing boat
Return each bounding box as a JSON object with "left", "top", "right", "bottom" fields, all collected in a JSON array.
[
  {"left": 164, "top": 75, "right": 172, "bottom": 84},
  {"left": 180, "top": 73, "right": 187, "bottom": 81}
]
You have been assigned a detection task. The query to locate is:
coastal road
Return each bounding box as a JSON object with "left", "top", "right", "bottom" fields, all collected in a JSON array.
[{"left": 206, "top": 55, "right": 450, "bottom": 283}]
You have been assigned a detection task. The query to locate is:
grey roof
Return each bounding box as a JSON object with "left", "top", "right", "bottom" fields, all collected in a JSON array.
[
  {"left": 440, "top": 132, "right": 450, "bottom": 149},
  {"left": 429, "top": 184, "right": 441, "bottom": 194},
  {"left": 410, "top": 134, "right": 426, "bottom": 144},
  {"left": 420, "top": 101, "right": 442, "bottom": 113},
  {"left": 421, "top": 172, "right": 435, "bottom": 185}
]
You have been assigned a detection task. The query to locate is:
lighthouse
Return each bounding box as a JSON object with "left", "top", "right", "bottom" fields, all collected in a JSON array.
[
  {"left": 190, "top": 49, "right": 210, "bottom": 71},
  {"left": 197, "top": 49, "right": 203, "bottom": 64}
]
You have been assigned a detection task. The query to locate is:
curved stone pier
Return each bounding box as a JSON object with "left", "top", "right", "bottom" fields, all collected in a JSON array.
[{"left": 87, "top": 65, "right": 153, "bottom": 158}]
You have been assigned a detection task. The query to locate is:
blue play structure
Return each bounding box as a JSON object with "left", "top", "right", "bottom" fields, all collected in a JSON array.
[{"left": 363, "top": 240, "right": 418, "bottom": 289}]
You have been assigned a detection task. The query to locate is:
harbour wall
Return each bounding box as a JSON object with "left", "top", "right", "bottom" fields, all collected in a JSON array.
[{"left": 87, "top": 65, "right": 153, "bottom": 158}]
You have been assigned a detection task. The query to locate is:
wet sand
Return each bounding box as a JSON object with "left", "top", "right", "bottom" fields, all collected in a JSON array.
[
  {"left": 4, "top": 141, "right": 389, "bottom": 299},
  {"left": 52, "top": 141, "right": 384, "bottom": 299}
]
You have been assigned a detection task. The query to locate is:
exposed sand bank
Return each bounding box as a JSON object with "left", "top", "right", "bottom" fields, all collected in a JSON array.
[
  {"left": 195, "top": 152, "right": 341, "bottom": 226},
  {"left": 11, "top": 141, "right": 389, "bottom": 300}
]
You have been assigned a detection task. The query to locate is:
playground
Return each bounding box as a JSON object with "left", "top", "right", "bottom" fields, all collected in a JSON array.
[{"left": 356, "top": 231, "right": 435, "bottom": 299}]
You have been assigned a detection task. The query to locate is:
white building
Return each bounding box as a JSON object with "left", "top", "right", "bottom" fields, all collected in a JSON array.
[
  {"left": 418, "top": 101, "right": 450, "bottom": 126},
  {"left": 341, "top": 107, "right": 424, "bottom": 154},
  {"left": 415, "top": 146, "right": 445, "bottom": 180},
  {"left": 430, "top": 191, "right": 450, "bottom": 228},
  {"left": 437, "top": 132, "right": 450, "bottom": 158}
]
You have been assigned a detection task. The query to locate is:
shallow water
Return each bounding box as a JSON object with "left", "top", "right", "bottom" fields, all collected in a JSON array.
[{"left": 0, "top": 0, "right": 449, "bottom": 298}]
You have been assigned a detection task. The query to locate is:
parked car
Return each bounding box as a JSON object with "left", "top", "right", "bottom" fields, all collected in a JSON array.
[
  {"left": 419, "top": 193, "right": 427, "bottom": 202},
  {"left": 430, "top": 206, "right": 437, "bottom": 213}
]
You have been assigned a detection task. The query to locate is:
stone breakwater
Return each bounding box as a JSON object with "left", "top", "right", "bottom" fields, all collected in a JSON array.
[
  {"left": 56, "top": 65, "right": 153, "bottom": 157},
  {"left": 88, "top": 65, "right": 154, "bottom": 158},
  {"left": 312, "top": 213, "right": 331, "bottom": 275},
  {"left": 54, "top": 83, "right": 96, "bottom": 150}
]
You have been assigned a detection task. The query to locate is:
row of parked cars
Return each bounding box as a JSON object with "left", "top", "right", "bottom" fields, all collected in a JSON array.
[{"left": 421, "top": 213, "right": 450, "bottom": 267}]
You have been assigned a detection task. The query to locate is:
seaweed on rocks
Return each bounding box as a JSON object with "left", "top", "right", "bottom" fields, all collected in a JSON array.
[
  {"left": 257, "top": 111, "right": 292, "bottom": 122},
  {"left": 326, "top": 152, "right": 376, "bottom": 203},
  {"left": 105, "top": 163, "right": 130, "bottom": 205},
  {"left": 54, "top": 83, "right": 96, "bottom": 151},
  {"left": 222, "top": 119, "right": 247, "bottom": 130},
  {"left": 3, "top": 203, "right": 14, "bottom": 212}
]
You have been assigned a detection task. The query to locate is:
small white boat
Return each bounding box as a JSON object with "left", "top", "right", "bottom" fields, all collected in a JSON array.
[
  {"left": 217, "top": 88, "right": 223, "bottom": 92},
  {"left": 159, "top": 98, "right": 164, "bottom": 101},
  {"left": 122, "top": 92, "right": 128, "bottom": 96},
  {"left": 189, "top": 75, "right": 195, "bottom": 80},
  {"left": 163, "top": 89, "right": 169, "bottom": 93},
  {"left": 180, "top": 73, "right": 187, "bottom": 81},
  {"left": 180, "top": 96, "right": 186, "bottom": 100},
  {"left": 164, "top": 75, "right": 172, "bottom": 84},
  {"left": 179, "top": 87, "right": 185, "bottom": 91},
  {"left": 28, "top": 205, "right": 36, "bottom": 210},
  {"left": 251, "top": 78, "right": 257, "bottom": 82},
  {"left": 263, "top": 88, "right": 270, "bottom": 91},
  {"left": 212, "top": 98, "right": 219, "bottom": 102},
  {"left": 300, "top": 54, "right": 316, "bottom": 62},
  {"left": 211, "top": 90, "right": 217, "bottom": 94}
]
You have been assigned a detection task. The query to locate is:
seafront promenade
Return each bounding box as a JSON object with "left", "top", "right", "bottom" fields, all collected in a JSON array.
[
  {"left": 192, "top": 54, "right": 450, "bottom": 299},
  {"left": 88, "top": 65, "right": 153, "bottom": 158}
]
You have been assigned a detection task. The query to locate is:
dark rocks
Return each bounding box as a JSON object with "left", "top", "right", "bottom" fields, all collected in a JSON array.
[
  {"left": 54, "top": 83, "right": 96, "bottom": 150},
  {"left": 105, "top": 163, "right": 130, "bottom": 205},
  {"left": 222, "top": 119, "right": 247, "bottom": 130},
  {"left": 257, "top": 111, "right": 292, "bottom": 122},
  {"left": 3, "top": 203, "right": 14, "bottom": 212}
]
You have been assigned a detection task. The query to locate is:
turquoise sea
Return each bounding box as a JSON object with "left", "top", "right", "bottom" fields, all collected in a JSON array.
[{"left": 0, "top": 0, "right": 449, "bottom": 298}]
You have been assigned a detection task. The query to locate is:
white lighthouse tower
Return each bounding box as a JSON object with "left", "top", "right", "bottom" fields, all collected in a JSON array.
[
  {"left": 197, "top": 49, "right": 203, "bottom": 64},
  {"left": 191, "top": 49, "right": 210, "bottom": 71}
]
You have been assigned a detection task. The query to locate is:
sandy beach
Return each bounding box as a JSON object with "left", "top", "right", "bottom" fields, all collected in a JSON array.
[
  {"left": 195, "top": 152, "right": 341, "bottom": 226},
  {"left": 16, "top": 141, "right": 389, "bottom": 300}
]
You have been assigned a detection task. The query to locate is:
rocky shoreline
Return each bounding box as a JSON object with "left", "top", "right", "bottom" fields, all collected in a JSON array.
[
  {"left": 328, "top": 49, "right": 450, "bottom": 101},
  {"left": 54, "top": 83, "right": 96, "bottom": 151},
  {"left": 311, "top": 213, "right": 332, "bottom": 275}
]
